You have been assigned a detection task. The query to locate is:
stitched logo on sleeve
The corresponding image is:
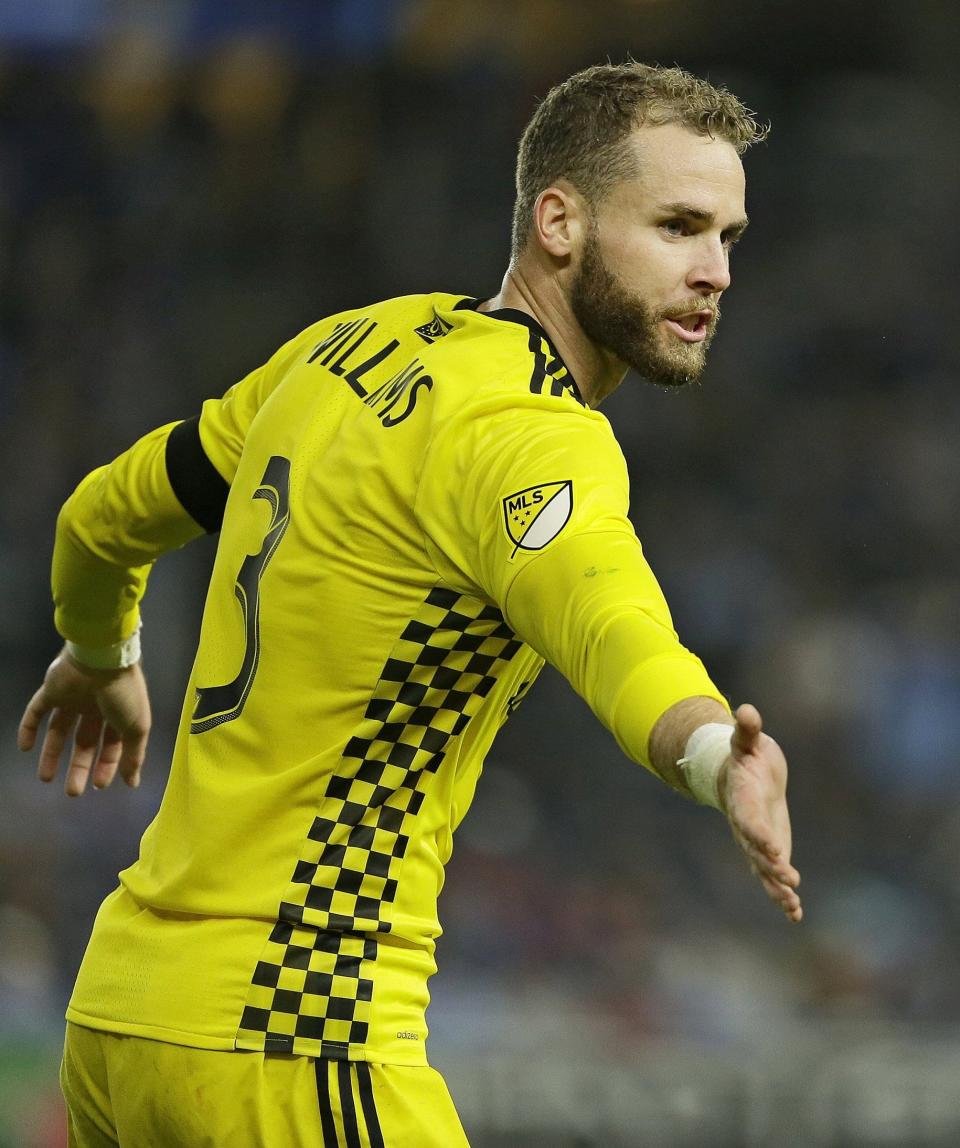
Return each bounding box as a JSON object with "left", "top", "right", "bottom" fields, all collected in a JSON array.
[{"left": 502, "top": 480, "right": 573, "bottom": 557}]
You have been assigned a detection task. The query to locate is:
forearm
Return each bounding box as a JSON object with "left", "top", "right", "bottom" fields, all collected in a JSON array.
[
  {"left": 505, "top": 531, "right": 730, "bottom": 772},
  {"left": 54, "top": 422, "right": 206, "bottom": 645},
  {"left": 647, "top": 694, "right": 733, "bottom": 794}
]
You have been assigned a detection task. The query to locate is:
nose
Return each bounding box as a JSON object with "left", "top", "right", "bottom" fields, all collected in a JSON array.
[{"left": 687, "top": 238, "right": 731, "bottom": 294}]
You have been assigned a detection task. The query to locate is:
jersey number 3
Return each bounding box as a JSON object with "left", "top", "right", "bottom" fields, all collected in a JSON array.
[{"left": 191, "top": 455, "right": 291, "bottom": 734}]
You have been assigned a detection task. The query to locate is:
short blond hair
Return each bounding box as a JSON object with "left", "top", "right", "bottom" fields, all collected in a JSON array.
[{"left": 511, "top": 61, "right": 768, "bottom": 259}]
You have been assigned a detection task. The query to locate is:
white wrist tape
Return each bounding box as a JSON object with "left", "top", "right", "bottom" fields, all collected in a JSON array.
[
  {"left": 677, "top": 722, "right": 733, "bottom": 810},
  {"left": 66, "top": 623, "right": 142, "bottom": 670}
]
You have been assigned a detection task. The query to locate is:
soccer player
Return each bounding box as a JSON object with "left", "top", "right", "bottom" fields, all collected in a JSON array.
[{"left": 20, "top": 62, "right": 801, "bottom": 1146}]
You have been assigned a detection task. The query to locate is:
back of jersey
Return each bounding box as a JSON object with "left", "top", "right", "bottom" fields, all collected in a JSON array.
[{"left": 68, "top": 292, "right": 571, "bottom": 1063}]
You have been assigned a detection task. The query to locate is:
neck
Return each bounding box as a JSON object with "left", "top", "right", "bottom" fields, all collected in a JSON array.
[{"left": 479, "top": 263, "right": 627, "bottom": 408}]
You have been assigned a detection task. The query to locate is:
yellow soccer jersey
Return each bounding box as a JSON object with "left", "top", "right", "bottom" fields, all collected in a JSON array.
[{"left": 57, "top": 293, "right": 728, "bottom": 1065}]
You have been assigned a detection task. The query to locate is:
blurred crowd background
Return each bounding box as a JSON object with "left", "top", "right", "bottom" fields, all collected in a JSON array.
[{"left": 1, "top": 1, "right": 959, "bottom": 1144}]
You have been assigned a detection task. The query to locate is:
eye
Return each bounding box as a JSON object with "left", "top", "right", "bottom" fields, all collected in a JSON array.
[{"left": 660, "top": 219, "right": 689, "bottom": 238}]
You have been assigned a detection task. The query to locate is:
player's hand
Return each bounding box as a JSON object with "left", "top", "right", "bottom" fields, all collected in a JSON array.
[
  {"left": 17, "top": 649, "right": 151, "bottom": 796},
  {"left": 718, "top": 703, "right": 802, "bottom": 923}
]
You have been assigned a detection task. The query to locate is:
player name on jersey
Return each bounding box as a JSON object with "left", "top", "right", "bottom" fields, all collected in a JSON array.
[{"left": 308, "top": 318, "right": 433, "bottom": 427}]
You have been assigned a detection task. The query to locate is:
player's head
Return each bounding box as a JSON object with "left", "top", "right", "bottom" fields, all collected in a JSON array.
[{"left": 511, "top": 62, "right": 767, "bottom": 387}]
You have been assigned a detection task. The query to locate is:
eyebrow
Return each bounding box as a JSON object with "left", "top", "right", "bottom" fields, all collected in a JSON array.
[{"left": 657, "top": 201, "right": 750, "bottom": 238}]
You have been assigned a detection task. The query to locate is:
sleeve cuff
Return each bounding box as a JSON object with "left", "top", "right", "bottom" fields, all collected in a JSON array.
[{"left": 610, "top": 652, "right": 730, "bottom": 770}]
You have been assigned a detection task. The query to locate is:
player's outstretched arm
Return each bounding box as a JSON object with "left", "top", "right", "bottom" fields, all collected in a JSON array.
[{"left": 18, "top": 651, "right": 150, "bottom": 797}]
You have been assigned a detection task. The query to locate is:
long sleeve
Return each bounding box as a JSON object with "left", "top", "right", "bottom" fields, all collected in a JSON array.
[
  {"left": 51, "top": 332, "right": 304, "bottom": 646},
  {"left": 53, "top": 422, "right": 204, "bottom": 645},
  {"left": 503, "top": 529, "right": 727, "bottom": 770},
  {"left": 416, "top": 389, "right": 729, "bottom": 771}
]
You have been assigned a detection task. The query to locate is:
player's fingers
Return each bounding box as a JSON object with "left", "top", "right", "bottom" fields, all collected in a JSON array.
[
  {"left": 18, "top": 687, "right": 50, "bottom": 752},
  {"left": 65, "top": 712, "right": 104, "bottom": 797},
  {"left": 730, "top": 799, "right": 790, "bottom": 863},
  {"left": 728, "top": 790, "right": 789, "bottom": 862},
  {"left": 92, "top": 725, "right": 123, "bottom": 790},
  {"left": 37, "top": 709, "right": 77, "bottom": 784},
  {"left": 731, "top": 808, "right": 781, "bottom": 861},
  {"left": 755, "top": 864, "right": 797, "bottom": 909},
  {"left": 732, "top": 822, "right": 800, "bottom": 887},
  {"left": 752, "top": 840, "right": 799, "bottom": 889},
  {"left": 765, "top": 858, "right": 800, "bottom": 889},
  {"left": 118, "top": 725, "right": 148, "bottom": 789},
  {"left": 732, "top": 703, "right": 762, "bottom": 756},
  {"left": 758, "top": 869, "right": 803, "bottom": 922}
]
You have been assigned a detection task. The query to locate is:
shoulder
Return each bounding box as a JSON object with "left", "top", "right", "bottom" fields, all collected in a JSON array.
[{"left": 422, "top": 332, "right": 627, "bottom": 502}]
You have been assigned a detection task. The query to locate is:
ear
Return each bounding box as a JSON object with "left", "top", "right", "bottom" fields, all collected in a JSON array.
[{"left": 531, "top": 183, "right": 584, "bottom": 259}]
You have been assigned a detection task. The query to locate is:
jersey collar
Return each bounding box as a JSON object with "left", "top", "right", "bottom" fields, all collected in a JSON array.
[{"left": 453, "top": 296, "right": 584, "bottom": 405}]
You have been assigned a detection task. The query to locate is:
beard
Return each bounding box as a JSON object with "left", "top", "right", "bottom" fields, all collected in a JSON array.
[{"left": 570, "top": 224, "right": 719, "bottom": 389}]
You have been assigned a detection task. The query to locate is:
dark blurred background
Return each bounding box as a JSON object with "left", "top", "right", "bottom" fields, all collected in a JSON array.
[{"left": 1, "top": 1, "right": 959, "bottom": 1145}]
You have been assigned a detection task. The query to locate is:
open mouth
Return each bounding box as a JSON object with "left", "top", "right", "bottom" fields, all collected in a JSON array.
[{"left": 663, "top": 311, "right": 712, "bottom": 344}]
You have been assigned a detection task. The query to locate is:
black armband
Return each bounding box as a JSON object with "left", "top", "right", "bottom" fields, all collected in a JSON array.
[{"left": 165, "top": 416, "right": 229, "bottom": 533}]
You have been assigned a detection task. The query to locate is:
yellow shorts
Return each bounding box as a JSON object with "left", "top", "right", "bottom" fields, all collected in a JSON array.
[{"left": 60, "top": 1022, "right": 469, "bottom": 1147}]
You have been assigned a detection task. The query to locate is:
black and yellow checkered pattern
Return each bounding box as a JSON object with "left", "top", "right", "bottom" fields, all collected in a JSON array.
[{"left": 235, "top": 586, "right": 523, "bottom": 1057}]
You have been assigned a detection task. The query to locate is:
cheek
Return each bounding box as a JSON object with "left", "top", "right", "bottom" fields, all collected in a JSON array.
[
  {"left": 601, "top": 230, "right": 678, "bottom": 295},
  {"left": 602, "top": 225, "right": 649, "bottom": 264}
]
